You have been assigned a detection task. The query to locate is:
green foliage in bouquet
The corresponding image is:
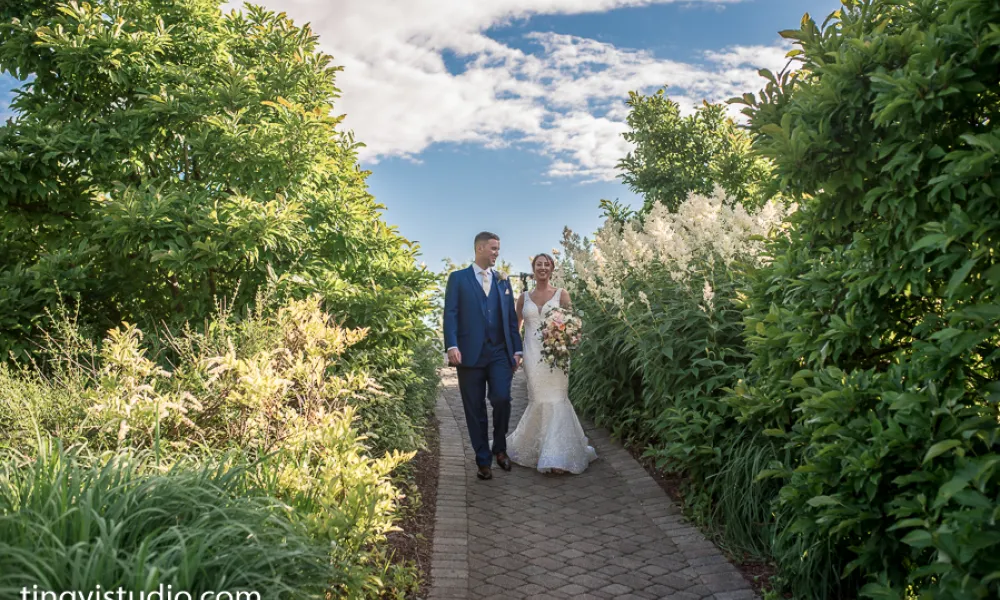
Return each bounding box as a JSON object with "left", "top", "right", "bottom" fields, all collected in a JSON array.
[
  {"left": 733, "top": 0, "right": 1000, "bottom": 596},
  {"left": 0, "top": 0, "right": 436, "bottom": 383}
]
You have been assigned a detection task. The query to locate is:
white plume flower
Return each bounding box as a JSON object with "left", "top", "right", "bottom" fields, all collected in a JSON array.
[{"left": 563, "top": 188, "right": 788, "bottom": 312}]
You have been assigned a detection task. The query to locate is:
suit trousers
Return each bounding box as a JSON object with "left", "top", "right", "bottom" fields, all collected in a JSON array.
[{"left": 456, "top": 341, "right": 513, "bottom": 466}]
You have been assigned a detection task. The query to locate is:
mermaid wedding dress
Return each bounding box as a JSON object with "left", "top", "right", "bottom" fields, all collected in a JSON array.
[{"left": 506, "top": 289, "right": 597, "bottom": 474}]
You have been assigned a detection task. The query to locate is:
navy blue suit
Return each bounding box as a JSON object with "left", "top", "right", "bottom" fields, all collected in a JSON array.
[{"left": 443, "top": 266, "right": 524, "bottom": 466}]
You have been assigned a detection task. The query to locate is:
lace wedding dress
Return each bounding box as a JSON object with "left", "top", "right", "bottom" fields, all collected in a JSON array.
[{"left": 507, "top": 289, "right": 597, "bottom": 474}]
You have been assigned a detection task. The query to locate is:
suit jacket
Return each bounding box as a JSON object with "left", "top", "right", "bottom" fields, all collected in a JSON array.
[{"left": 443, "top": 266, "right": 523, "bottom": 366}]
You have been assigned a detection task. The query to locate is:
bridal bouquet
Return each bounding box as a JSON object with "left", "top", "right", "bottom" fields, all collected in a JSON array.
[{"left": 540, "top": 307, "right": 582, "bottom": 373}]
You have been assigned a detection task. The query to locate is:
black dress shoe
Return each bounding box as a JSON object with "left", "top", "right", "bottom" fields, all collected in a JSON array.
[
  {"left": 495, "top": 452, "right": 512, "bottom": 471},
  {"left": 477, "top": 465, "right": 493, "bottom": 480}
]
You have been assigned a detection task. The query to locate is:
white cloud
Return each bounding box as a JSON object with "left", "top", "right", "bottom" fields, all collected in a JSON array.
[
  {"left": 526, "top": 110, "right": 632, "bottom": 182},
  {"left": 227, "top": 0, "right": 791, "bottom": 181},
  {"left": 705, "top": 44, "right": 791, "bottom": 69}
]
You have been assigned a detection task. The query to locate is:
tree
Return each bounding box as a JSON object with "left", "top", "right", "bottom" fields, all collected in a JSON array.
[
  {"left": 0, "top": 0, "right": 434, "bottom": 362},
  {"left": 618, "top": 88, "right": 776, "bottom": 214},
  {"left": 735, "top": 0, "right": 1000, "bottom": 596}
]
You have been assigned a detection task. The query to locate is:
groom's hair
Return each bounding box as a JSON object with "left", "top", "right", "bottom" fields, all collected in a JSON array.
[{"left": 474, "top": 231, "right": 499, "bottom": 249}]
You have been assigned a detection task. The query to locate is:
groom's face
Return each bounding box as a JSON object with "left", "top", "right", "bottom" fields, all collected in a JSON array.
[{"left": 477, "top": 239, "right": 500, "bottom": 267}]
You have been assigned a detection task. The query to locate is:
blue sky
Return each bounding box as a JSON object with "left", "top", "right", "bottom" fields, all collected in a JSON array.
[
  {"left": 1, "top": 0, "right": 841, "bottom": 275},
  {"left": 0, "top": 73, "right": 17, "bottom": 121}
]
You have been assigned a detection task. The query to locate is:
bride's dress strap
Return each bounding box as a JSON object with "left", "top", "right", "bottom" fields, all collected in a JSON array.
[{"left": 551, "top": 288, "right": 561, "bottom": 308}]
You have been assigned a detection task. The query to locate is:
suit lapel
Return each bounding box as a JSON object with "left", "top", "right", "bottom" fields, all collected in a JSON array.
[
  {"left": 497, "top": 277, "right": 508, "bottom": 324},
  {"left": 466, "top": 267, "right": 487, "bottom": 315},
  {"left": 465, "top": 266, "right": 480, "bottom": 294}
]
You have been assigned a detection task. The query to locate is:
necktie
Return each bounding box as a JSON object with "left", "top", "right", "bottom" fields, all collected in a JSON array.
[{"left": 481, "top": 270, "right": 491, "bottom": 296}]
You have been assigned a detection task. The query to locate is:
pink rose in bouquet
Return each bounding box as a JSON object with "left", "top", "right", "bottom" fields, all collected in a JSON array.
[{"left": 539, "top": 307, "right": 582, "bottom": 373}]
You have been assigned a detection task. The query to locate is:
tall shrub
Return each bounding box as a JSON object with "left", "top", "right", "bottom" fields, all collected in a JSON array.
[
  {"left": 619, "top": 88, "right": 776, "bottom": 214},
  {"left": 0, "top": 297, "right": 417, "bottom": 597},
  {"left": 563, "top": 191, "right": 787, "bottom": 552},
  {"left": 0, "top": 0, "right": 435, "bottom": 373},
  {"left": 734, "top": 0, "right": 1000, "bottom": 596}
]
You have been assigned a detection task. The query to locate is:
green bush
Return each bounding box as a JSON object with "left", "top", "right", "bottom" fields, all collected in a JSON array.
[
  {"left": 0, "top": 443, "right": 331, "bottom": 599},
  {"left": 562, "top": 191, "right": 787, "bottom": 556},
  {"left": 1, "top": 293, "right": 433, "bottom": 454},
  {"left": 258, "top": 407, "right": 413, "bottom": 597},
  {"left": 0, "top": 0, "right": 440, "bottom": 596},
  {"left": 0, "top": 0, "right": 436, "bottom": 379},
  {"left": 618, "top": 88, "right": 777, "bottom": 214},
  {"left": 734, "top": 0, "right": 1000, "bottom": 596},
  {"left": 0, "top": 296, "right": 428, "bottom": 598},
  {"left": 0, "top": 0, "right": 438, "bottom": 461}
]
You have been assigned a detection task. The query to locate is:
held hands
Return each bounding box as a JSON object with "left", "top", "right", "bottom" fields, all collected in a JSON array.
[{"left": 447, "top": 348, "right": 522, "bottom": 370}]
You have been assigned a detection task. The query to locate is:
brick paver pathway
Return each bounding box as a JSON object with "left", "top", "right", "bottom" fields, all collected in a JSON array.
[{"left": 427, "top": 370, "right": 757, "bottom": 600}]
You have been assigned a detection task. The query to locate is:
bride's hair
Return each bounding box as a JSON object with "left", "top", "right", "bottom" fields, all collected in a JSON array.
[{"left": 531, "top": 253, "right": 555, "bottom": 272}]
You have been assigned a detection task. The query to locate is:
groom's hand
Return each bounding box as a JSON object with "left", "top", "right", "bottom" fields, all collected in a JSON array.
[
  {"left": 513, "top": 353, "right": 523, "bottom": 372},
  {"left": 447, "top": 348, "right": 462, "bottom": 366}
]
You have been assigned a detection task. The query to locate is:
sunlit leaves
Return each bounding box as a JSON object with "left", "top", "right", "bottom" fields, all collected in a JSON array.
[
  {"left": 0, "top": 0, "right": 435, "bottom": 370},
  {"left": 741, "top": 0, "right": 1000, "bottom": 597},
  {"left": 619, "top": 88, "right": 777, "bottom": 214}
]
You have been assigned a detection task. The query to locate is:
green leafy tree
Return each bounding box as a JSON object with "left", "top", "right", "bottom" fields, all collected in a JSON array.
[
  {"left": 733, "top": 1, "right": 1000, "bottom": 597},
  {"left": 597, "top": 198, "right": 636, "bottom": 225},
  {"left": 618, "top": 88, "right": 777, "bottom": 213},
  {"left": 0, "top": 0, "right": 435, "bottom": 369}
]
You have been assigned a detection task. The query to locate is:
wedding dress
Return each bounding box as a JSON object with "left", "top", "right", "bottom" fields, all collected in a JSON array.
[{"left": 506, "top": 288, "right": 597, "bottom": 474}]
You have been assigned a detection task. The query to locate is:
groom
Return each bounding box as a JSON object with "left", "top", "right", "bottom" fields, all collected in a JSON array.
[{"left": 443, "top": 232, "right": 523, "bottom": 480}]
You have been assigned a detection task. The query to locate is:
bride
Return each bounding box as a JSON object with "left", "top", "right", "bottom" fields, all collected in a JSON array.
[{"left": 506, "top": 253, "right": 597, "bottom": 474}]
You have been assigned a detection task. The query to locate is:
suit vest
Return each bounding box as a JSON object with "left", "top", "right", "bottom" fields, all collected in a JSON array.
[{"left": 483, "top": 276, "right": 504, "bottom": 346}]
